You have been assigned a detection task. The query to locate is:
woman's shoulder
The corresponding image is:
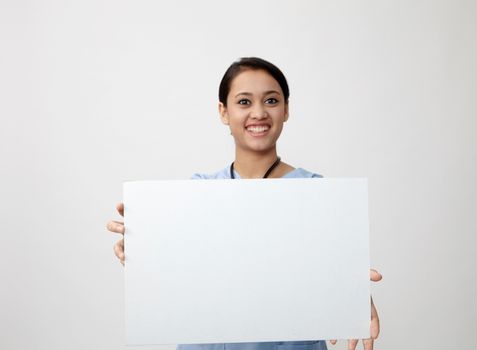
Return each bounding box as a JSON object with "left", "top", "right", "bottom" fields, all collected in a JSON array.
[
  {"left": 284, "top": 167, "right": 323, "bottom": 179},
  {"left": 190, "top": 166, "right": 230, "bottom": 179}
]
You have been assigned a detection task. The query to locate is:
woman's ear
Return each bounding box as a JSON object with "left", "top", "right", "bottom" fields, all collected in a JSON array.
[
  {"left": 284, "top": 102, "right": 289, "bottom": 122},
  {"left": 219, "top": 102, "right": 229, "bottom": 125}
]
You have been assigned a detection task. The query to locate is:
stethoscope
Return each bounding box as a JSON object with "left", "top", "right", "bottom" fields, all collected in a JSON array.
[{"left": 229, "top": 157, "right": 281, "bottom": 179}]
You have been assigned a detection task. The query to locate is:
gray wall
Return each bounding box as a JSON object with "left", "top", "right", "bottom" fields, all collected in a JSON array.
[{"left": 1, "top": 1, "right": 476, "bottom": 349}]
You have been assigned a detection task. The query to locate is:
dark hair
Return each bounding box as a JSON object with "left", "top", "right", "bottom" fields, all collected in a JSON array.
[{"left": 218, "top": 57, "right": 290, "bottom": 106}]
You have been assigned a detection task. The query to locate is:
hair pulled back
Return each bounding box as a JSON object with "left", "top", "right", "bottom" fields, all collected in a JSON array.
[{"left": 218, "top": 57, "right": 290, "bottom": 106}]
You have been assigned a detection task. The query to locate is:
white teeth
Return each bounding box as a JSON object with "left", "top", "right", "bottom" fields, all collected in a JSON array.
[{"left": 247, "top": 126, "right": 269, "bottom": 133}]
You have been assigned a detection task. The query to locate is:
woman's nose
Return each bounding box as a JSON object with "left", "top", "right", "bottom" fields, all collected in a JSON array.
[{"left": 251, "top": 104, "right": 267, "bottom": 119}]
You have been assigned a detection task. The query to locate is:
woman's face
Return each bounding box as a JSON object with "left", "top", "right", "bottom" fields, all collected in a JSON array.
[{"left": 219, "top": 69, "right": 288, "bottom": 154}]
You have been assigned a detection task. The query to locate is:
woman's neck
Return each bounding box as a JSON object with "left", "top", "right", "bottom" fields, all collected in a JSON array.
[{"left": 233, "top": 147, "right": 281, "bottom": 179}]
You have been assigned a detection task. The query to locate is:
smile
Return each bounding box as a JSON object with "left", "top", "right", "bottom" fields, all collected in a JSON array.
[{"left": 246, "top": 125, "right": 270, "bottom": 135}]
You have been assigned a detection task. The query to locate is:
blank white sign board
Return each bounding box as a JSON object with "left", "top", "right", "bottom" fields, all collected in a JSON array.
[{"left": 124, "top": 178, "right": 370, "bottom": 345}]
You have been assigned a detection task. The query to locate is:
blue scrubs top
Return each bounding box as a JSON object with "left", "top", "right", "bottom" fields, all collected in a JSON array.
[
  {"left": 191, "top": 166, "right": 323, "bottom": 180},
  {"left": 178, "top": 166, "right": 327, "bottom": 350}
]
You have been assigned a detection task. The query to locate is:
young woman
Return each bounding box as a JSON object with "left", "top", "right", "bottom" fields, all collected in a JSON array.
[{"left": 107, "top": 57, "right": 381, "bottom": 350}]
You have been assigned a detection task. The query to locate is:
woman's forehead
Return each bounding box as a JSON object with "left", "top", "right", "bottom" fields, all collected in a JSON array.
[{"left": 230, "top": 69, "right": 282, "bottom": 94}]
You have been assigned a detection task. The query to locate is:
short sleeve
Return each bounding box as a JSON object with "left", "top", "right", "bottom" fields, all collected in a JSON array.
[
  {"left": 311, "top": 173, "right": 324, "bottom": 178},
  {"left": 190, "top": 173, "right": 204, "bottom": 180}
]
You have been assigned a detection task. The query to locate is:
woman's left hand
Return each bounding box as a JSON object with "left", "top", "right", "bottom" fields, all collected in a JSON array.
[{"left": 329, "top": 268, "right": 382, "bottom": 349}]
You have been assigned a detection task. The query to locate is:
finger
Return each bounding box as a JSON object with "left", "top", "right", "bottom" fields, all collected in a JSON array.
[
  {"left": 113, "top": 239, "right": 124, "bottom": 260},
  {"left": 370, "top": 297, "right": 380, "bottom": 339},
  {"left": 363, "top": 338, "right": 373, "bottom": 350},
  {"left": 370, "top": 269, "right": 382, "bottom": 282},
  {"left": 106, "top": 220, "right": 125, "bottom": 234},
  {"left": 329, "top": 340, "right": 337, "bottom": 345},
  {"left": 116, "top": 202, "right": 124, "bottom": 217},
  {"left": 348, "top": 339, "right": 358, "bottom": 350},
  {"left": 114, "top": 239, "right": 125, "bottom": 260}
]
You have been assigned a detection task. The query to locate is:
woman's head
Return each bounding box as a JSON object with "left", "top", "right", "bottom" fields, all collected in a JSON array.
[
  {"left": 218, "top": 57, "right": 290, "bottom": 154},
  {"left": 218, "top": 57, "right": 290, "bottom": 107}
]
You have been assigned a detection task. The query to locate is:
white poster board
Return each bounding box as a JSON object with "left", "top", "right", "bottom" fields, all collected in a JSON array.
[{"left": 124, "top": 178, "right": 370, "bottom": 345}]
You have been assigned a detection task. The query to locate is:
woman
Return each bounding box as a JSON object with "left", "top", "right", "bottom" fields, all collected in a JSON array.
[{"left": 107, "top": 57, "right": 381, "bottom": 350}]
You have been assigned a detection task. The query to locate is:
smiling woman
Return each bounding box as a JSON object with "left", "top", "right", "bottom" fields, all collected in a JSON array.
[
  {"left": 217, "top": 58, "right": 294, "bottom": 179},
  {"left": 106, "top": 57, "right": 382, "bottom": 350}
]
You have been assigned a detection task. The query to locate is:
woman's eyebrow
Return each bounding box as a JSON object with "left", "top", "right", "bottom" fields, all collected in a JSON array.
[{"left": 234, "top": 90, "right": 281, "bottom": 98}]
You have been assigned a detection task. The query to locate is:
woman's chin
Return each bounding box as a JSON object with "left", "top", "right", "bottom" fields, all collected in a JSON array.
[{"left": 242, "top": 142, "right": 277, "bottom": 154}]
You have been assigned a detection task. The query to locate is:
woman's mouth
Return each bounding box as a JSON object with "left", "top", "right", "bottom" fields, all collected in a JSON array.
[{"left": 246, "top": 124, "right": 270, "bottom": 136}]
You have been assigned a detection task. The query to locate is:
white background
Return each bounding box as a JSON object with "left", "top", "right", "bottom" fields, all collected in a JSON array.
[{"left": 0, "top": 1, "right": 476, "bottom": 349}]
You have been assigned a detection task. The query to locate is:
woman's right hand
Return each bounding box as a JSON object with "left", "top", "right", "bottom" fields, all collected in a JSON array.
[{"left": 106, "top": 202, "right": 125, "bottom": 266}]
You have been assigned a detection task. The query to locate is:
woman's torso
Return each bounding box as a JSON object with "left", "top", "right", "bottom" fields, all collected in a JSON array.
[{"left": 180, "top": 165, "right": 326, "bottom": 350}]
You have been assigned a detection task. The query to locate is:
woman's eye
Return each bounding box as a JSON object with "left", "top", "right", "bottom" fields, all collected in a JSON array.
[
  {"left": 238, "top": 99, "right": 251, "bottom": 105},
  {"left": 265, "top": 98, "right": 278, "bottom": 104}
]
